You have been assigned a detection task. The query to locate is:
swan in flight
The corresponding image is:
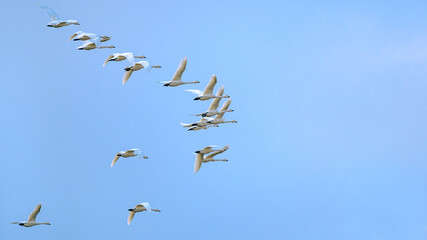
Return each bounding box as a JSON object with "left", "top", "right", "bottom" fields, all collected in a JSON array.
[
  {"left": 194, "top": 86, "right": 234, "bottom": 117},
  {"left": 39, "top": 4, "right": 79, "bottom": 28},
  {"left": 103, "top": 52, "right": 146, "bottom": 67},
  {"left": 186, "top": 74, "right": 230, "bottom": 101},
  {"left": 161, "top": 57, "right": 199, "bottom": 87},
  {"left": 122, "top": 60, "right": 161, "bottom": 85},
  {"left": 77, "top": 37, "right": 115, "bottom": 50},
  {"left": 128, "top": 202, "right": 160, "bottom": 225},
  {"left": 69, "top": 31, "right": 111, "bottom": 42},
  {"left": 180, "top": 118, "right": 213, "bottom": 128},
  {"left": 206, "top": 99, "right": 237, "bottom": 125},
  {"left": 194, "top": 145, "right": 229, "bottom": 173},
  {"left": 11, "top": 204, "right": 51, "bottom": 227},
  {"left": 111, "top": 148, "right": 148, "bottom": 167}
]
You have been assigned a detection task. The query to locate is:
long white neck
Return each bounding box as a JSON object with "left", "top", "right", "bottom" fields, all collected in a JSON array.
[
  {"left": 35, "top": 222, "right": 51, "bottom": 225},
  {"left": 223, "top": 120, "right": 236, "bottom": 124},
  {"left": 99, "top": 45, "right": 115, "bottom": 49}
]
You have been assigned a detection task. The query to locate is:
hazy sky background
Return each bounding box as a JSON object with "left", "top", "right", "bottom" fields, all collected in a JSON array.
[{"left": 1, "top": 0, "right": 426, "bottom": 239}]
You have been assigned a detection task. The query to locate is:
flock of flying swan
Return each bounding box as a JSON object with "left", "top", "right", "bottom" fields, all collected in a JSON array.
[{"left": 11, "top": 4, "right": 236, "bottom": 228}]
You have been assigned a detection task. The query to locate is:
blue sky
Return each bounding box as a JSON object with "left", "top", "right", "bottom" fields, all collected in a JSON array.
[{"left": 1, "top": 0, "right": 426, "bottom": 239}]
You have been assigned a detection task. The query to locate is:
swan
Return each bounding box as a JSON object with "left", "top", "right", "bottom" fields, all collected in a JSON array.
[
  {"left": 39, "top": 4, "right": 79, "bottom": 28},
  {"left": 185, "top": 74, "right": 230, "bottom": 101},
  {"left": 11, "top": 204, "right": 51, "bottom": 227},
  {"left": 77, "top": 37, "right": 115, "bottom": 50},
  {"left": 69, "top": 31, "right": 110, "bottom": 42},
  {"left": 128, "top": 202, "right": 160, "bottom": 225},
  {"left": 103, "top": 52, "right": 146, "bottom": 67},
  {"left": 206, "top": 99, "right": 237, "bottom": 125},
  {"left": 195, "top": 145, "right": 220, "bottom": 154},
  {"left": 160, "top": 57, "right": 199, "bottom": 87},
  {"left": 194, "top": 145, "right": 229, "bottom": 173},
  {"left": 111, "top": 148, "right": 148, "bottom": 167},
  {"left": 122, "top": 60, "right": 161, "bottom": 85},
  {"left": 194, "top": 86, "right": 234, "bottom": 117}
]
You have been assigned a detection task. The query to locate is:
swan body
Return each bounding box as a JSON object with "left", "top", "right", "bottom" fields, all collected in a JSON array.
[
  {"left": 206, "top": 99, "right": 237, "bottom": 125},
  {"left": 40, "top": 4, "right": 79, "bottom": 28},
  {"left": 195, "top": 145, "right": 220, "bottom": 154},
  {"left": 103, "top": 52, "right": 146, "bottom": 67},
  {"left": 111, "top": 148, "right": 148, "bottom": 167},
  {"left": 161, "top": 57, "right": 199, "bottom": 87},
  {"left": 69, "top": 31, "right": 110, "bottom": 42},
  {"left": 194, "top": 145, "right": 229, "bottom": 173},
  {"left": 128, "top": 202, "right": 160, "bottom": 225},
  {"left": 122, "top": 60, "right": 161, "bottom": 85},
  {"left": 185, "top": 74, "right": 230, "bottom": 101},
  {"left": 11, "top": 204, "right": 51, "bottom": 227},
  {"left": 77, "top": 37, "right": 115, "bottom": 50}
]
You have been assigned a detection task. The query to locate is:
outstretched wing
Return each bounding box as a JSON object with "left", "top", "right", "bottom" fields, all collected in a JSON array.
[
  {"left": 194, "top": 153, "right": 204, "bottom": 173},
  {"left": 219, "top": 98, "right": 231, "bottom": 112},
  {"left": 127, "top": 211, "right": 135, "bottom": 225},
  {"left": 208, "top": 86, "right": 224, "bottom": 111},
  {"left": 185, "top": 89, "right": 203, "bottom": 96},
  {"left": 122, "top": 70, "right": 134, "bottom": 85},
  {"left": 39, "top": 4, "right": 60, "bottom": 21},
  {"left": 203, "top": 74, "right": 217, "bottom": 95},
  {"left": 111, "top": 154, "right": 120, "bottom": 167},
  {"left": 103, "top": 55, "right": 114, "bottom": 67},
  {"left": 206, "top": 145, "right": 229, "bottom": 158},
  {"left": 69, "top": 33, "right": 78, "bottom": 41},
  {"left": 171, "top": 56, "right": 187, "bottom": 82},
  {"left": 139, "top": 61, "right": 151, "bottom": 72},
  {"left": 122, "top": 53, "right": 136, "bottom": 66},
  {"left": 27, "top": 204, "right": 41, "bottom": 222},
  {"left": 140, "top": 202, "right": 151, "bottom": 210}
]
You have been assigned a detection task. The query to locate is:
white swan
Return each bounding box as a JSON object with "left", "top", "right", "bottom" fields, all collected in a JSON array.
[
  {"left": 194, "top": 86, "right": 234, "bottom": 117},
  {"left": 206, "top": 99, "right": 237, "bottom": 125},
  {"left": 77, "top": 37, "right": 115, "bottom": 51},
  {"left": 11, "top": 204, "right": 51, "bottom": 227},
  {"left": 103, "top": 52, "right": 146, "bottom": 67},
  {"left": 161, "top": 57, "right": 199, "bottom": 87},
  {"left": 122, "top": 60, "right": 161, "bottom": 85},
  {"left": 194, "top": 145, "right": 229, "bottom": 173},
  {"left": 39, "top": 4, "right": 79, "bottom": 28},
  {"left": 69, "top": 31, "right": 110, "bottom": 42},
  {"left": 111, "top": 148, "right": 148, "bottom": 167},
  {"left": 195, "top": 145, "right": 220, "bottom": 154},
  {"left": 128, "top": 202, "right": 160, "bottom": 225},
  {"left": 185, "top": 74, "right": 230, "bottom": 101}
]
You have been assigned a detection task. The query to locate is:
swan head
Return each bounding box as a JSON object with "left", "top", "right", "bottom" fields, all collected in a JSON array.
[
  {"left": 117, "top": 153, "right": 123, "bottom": 157},
  {"left": 195, "top": 81, "right": 200, "bottom": 83},
  {"left": 232, "top": 120, "right": 237, "bottom": 123},
  {"left": 224, "top": 95, "right": 230, "bottom": 98},
  {"left": 19, "top": 223, "right": 24, "bottom": 226},
  {"left": 195, "top": 150, "right": 200, "bottom": 153},
  {"left": 70, "top": 20, "right": 80, "bottom": 25},
  {"left": 47, "top": 24, "right": 53, "bottom": 27},
  {"left": 128, "top": 209, "right": 134, "bottom": 211},
  {"left": 124, "top": 67, "right": 131, "bottom": 71},
  {"left": 163, "top": 83, "right": 170, "bottom": 86},
  {"left": 194, "top": 97, "right": 201, "bottom": 100},
  {"left": 77, "top": 47, "right": 84, "bottom": 50}
]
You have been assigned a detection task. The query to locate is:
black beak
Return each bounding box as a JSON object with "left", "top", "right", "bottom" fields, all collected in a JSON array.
[
  {"left": 128, "top": 209, "right": 134, "bottom": 211},
  {"left": 163, "top": 83, "right": 170, "bottom": 86},
  {"left": 195, "top": 151, "right": 200, "bottom": 153}
]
